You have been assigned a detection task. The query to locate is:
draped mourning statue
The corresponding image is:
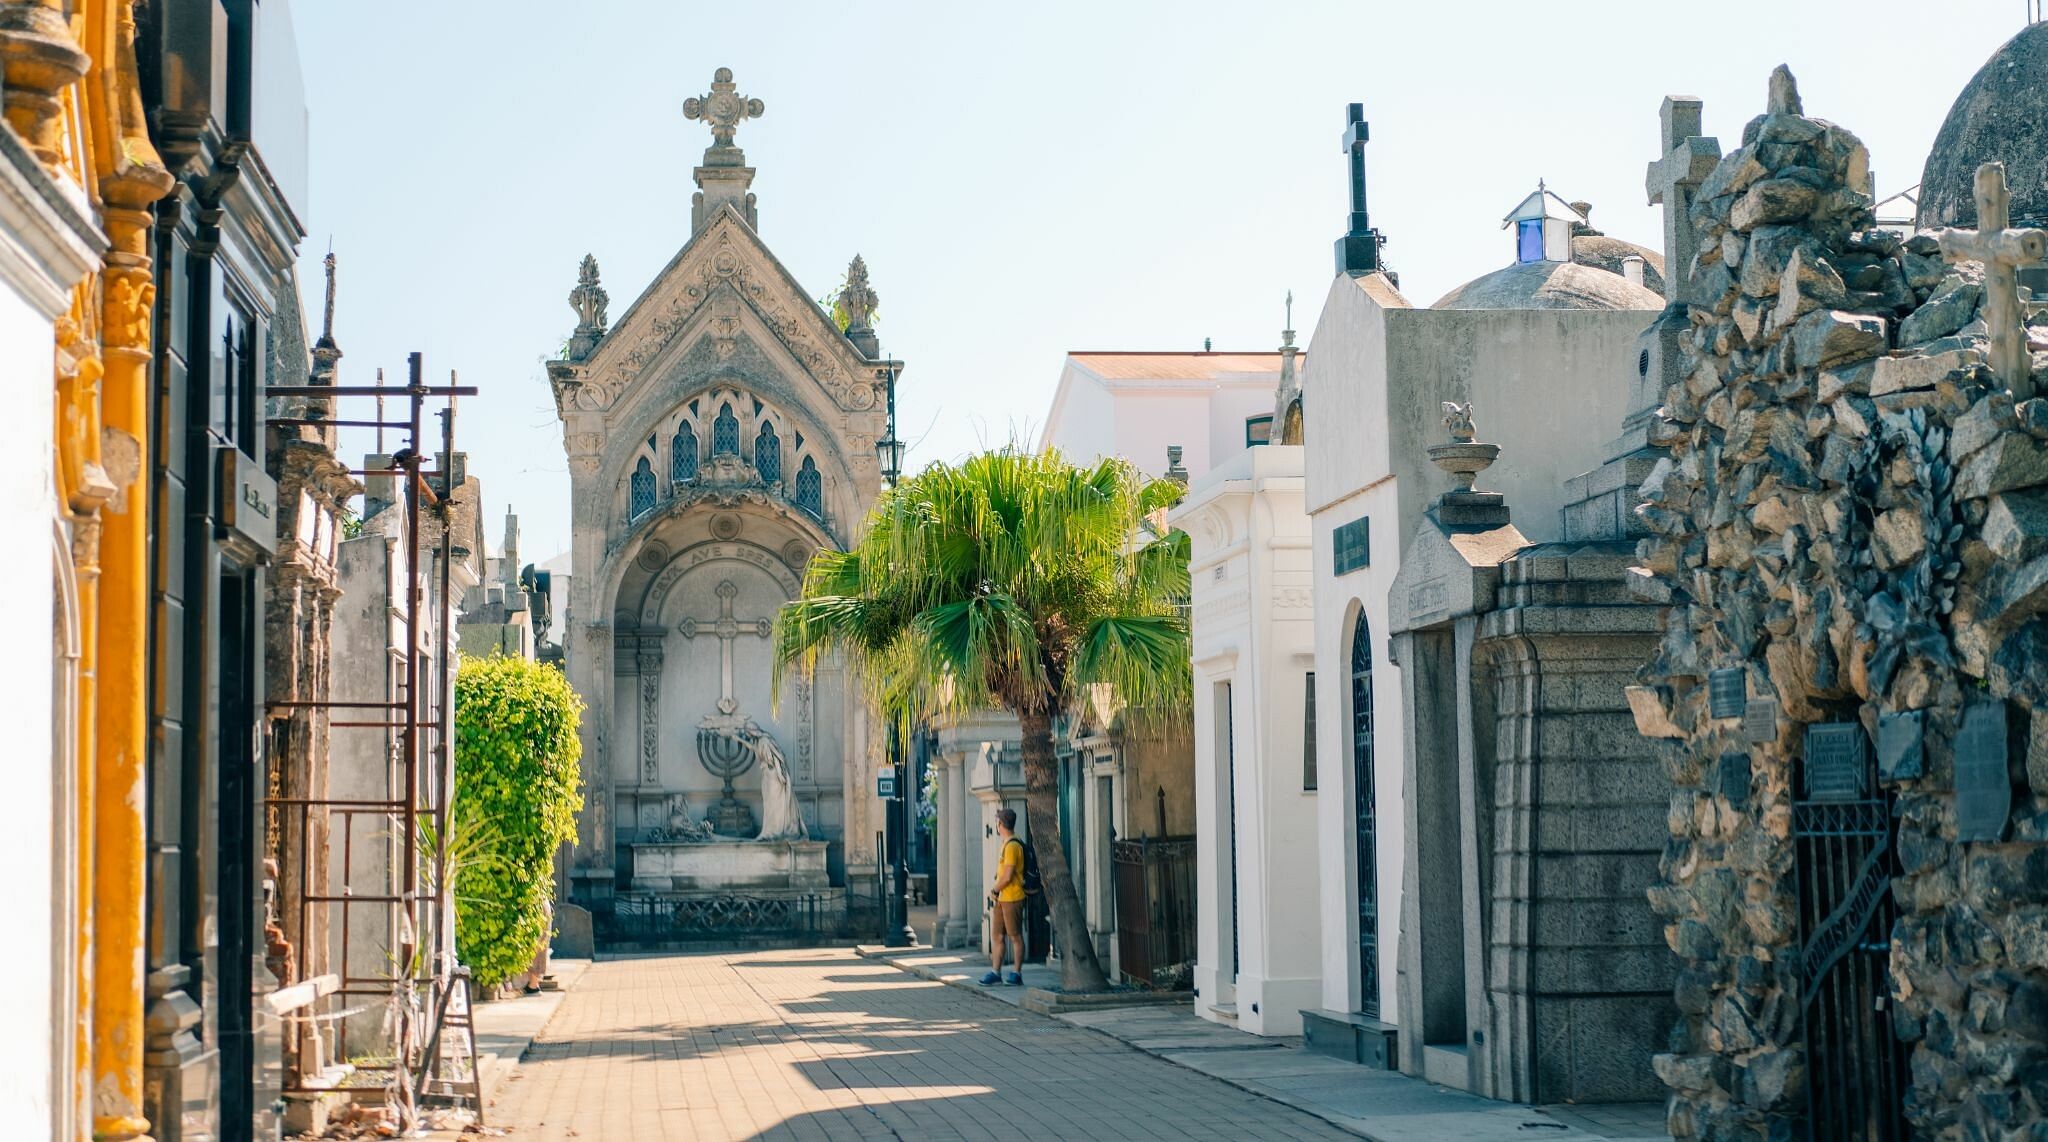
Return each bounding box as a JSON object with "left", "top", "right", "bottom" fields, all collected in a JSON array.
[
  {"left": 663, "top": 792, "right": 718, "bottom": 842},
  {"left": 737, "top": 720, "right": 806, "bottom": 840}
]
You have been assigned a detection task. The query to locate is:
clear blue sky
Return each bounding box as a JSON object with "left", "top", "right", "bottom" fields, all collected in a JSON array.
[{"left": 291, "top": 0, "right": 2027, "bottom": 562}]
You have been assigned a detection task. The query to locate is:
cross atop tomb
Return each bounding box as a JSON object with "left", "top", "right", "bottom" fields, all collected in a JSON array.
[
  {"left": 679, "top": 579, "right": 775, "bottom": 715},
  {"left": 1645, "top": 96, "right": 1720, "bottom": 306},
  {"left": 684, "top": 67, "right": 764, "bottom": 150},
  {"left": 1937, "top": 161, "right": 2047, "bottom": 400},
  {"left": 1334, "top": 102, "right": 1386, "bottom": 276}
]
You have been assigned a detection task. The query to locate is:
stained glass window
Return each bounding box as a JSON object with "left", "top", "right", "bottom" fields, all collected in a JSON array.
[
  {"left": 629, "top": 456, "right": 655, "bottom": 520},
  {"left": 713, "top": 402, "right": 740, "bottom": 455},
  {"left": 672, "top": 422, "right": 698, "bottom": 483},
  {"left": 1516, "top": 218, "right": 1545, "bottom": 264},
  {"left": 794, "top": 456, "right": 822, "bottom": 517},
  {"left": 1351, "top": 609, "right": 1379, "bottom": 1017},
  {"left": 756, "top": 421, "right": 781, "bottom": 485}
]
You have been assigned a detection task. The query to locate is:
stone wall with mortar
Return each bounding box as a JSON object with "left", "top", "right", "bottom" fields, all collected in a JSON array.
[{"left": 1628, "top": 67, "right": 2048, "bottom": 1138}]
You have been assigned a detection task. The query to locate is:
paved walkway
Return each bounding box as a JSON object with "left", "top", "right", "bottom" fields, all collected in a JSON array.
[
  {"left": 490, "top": 948, "right": 1354, "bottom": 1141},
  {"left": 862, "top": 947, "right": 1666, "bottom": 1142}
]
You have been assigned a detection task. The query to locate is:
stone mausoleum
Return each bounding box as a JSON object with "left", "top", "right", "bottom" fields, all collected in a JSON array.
[
  {"left": 1633, "top": 36, "right": 2048, "bottom": 1138},
  {"left": 546, "top": 68, "right": 898, "bottom": 935}
]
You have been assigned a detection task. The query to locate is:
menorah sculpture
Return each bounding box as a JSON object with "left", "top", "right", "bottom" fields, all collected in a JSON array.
[{"left": 697, "top": 711, "right": 758, "bottom": 836}]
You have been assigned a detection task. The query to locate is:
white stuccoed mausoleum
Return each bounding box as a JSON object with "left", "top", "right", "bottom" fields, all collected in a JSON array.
[{"left": 546, "top": 68, "right": 898, "bottom": 928}]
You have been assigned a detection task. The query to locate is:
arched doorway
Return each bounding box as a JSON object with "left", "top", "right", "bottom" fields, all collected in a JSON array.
[{"left": 1349, "top": 609, "right": 1379, "bottom": 1018}]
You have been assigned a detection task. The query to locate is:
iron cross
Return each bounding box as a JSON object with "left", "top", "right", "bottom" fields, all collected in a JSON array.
[
  {"left": 1937, "top": 161, "right": 2047, "bottom": 400},
  {"left": 678, "top": 579, "right": 773, "bottom": 715}
]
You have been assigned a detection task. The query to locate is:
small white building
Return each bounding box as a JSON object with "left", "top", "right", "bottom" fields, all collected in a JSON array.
[
  {"left": 1173, "top": 435, "right": 1322, "bottom": 1036},
  {"left": 1041, "top": 351, "right": 1291, "bottom": 480},
  {"left": 1299, "top": 183, "right": 1664, "bottom": 1072}
]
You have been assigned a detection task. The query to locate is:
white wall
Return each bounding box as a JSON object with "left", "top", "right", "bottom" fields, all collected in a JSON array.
[
  {"left": 1178, "top": 445, "right": 1322, "bottom": 1035},
  {"left": 1041, "top": 357, "right": 1286, "bottom": 483}
]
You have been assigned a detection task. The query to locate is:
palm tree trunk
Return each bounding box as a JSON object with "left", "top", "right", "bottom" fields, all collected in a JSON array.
[{"left": 1017, "top": 708, "right": 1111, "bottom": 992}]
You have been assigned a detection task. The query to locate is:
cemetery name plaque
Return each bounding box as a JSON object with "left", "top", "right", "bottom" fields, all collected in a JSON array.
[
  {"left": 1955, "top": 701, "right": 2011, "bottom": 843},
  {"left": 1803, "top": 723, "right": 1866, "bottom": 802}
]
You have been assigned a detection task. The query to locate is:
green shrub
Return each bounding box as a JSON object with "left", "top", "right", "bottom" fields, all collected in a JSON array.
[{"left": 451, "top": 655, "right": 584, "bottom": 988}]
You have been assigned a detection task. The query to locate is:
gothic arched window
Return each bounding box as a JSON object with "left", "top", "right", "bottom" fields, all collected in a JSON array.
[
  {"left": 629, "top": 456, "right": 656, "bottom": 520},
  {"left": 755, "top": 420, "right": 781, "bottom": 485},
  {"left": 712, "top": 402, "right": 740, "bottom": 456},
  {"left": 672, "top": 422, "right": 698, "bottom": 483},
  {"left": 1350, "top": 609, "right": 1380, "bottom": 1018},
  {"left": 794, "top": 456, "right": 822, "bottom": 518}
]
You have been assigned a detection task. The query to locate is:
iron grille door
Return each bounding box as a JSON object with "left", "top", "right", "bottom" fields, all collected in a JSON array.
[
  {"left": 1352, "top": 613, "right": 1380, "bottom": 1018},
  {"left": 1794, "top": 730, "right": 1910, "bottom": 1141}
]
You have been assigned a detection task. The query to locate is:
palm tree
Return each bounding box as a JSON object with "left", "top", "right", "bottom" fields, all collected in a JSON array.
[{"left": 775, "top": 448, "right": 1190, "bottom": 991}]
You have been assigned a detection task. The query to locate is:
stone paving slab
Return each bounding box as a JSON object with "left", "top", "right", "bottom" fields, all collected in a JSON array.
[
  {"left": 487, "top": 948, "right": 1359, "bottom": 1140},
  {"left": 857, "top": 947, "right": 1665, "bottom": 1141}
]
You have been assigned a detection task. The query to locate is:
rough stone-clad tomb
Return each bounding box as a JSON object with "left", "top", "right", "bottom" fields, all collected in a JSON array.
[{"left": 1629, "top": 36, "right": 2048, "bottom": 1140}]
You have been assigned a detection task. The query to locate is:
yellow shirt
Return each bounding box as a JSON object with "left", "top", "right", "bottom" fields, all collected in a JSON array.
[{"left": 996, "top": 838, "right": 1026, "bottom": 903}]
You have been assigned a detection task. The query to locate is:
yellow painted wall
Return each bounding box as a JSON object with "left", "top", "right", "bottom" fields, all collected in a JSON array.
[{"left": 5, "top": 2, "right": 171, "bottom": 1137}]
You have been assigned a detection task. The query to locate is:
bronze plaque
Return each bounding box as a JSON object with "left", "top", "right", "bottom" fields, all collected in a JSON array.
[
  {"left": 1876, "top": 709, "right": 1925, "bottom": 783},
  {"left": 1742, "top": 697, "right": 1779, "bottom": 744}
]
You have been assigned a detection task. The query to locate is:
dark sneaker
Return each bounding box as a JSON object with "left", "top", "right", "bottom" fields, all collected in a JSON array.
[
  {"left": 1005, "top": 972, "right": 1024, "bottom": 986},
  {"left": 979, "top": 971, "right": 1002, "bottom": 985}
]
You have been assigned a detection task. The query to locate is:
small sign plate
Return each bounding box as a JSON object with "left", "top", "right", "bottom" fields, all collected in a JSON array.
[
  {"left": 1955, "top": 701, "right": 2011, "bottom": 843},
  {"left": 876, "top": 764, "right": 898, "bottom": 800},
  {"left": 1803, "top": 723, "right": 1867, "bottom": 802},
  {"left": 1742, "top": 697, "right": 1779, "bottom": 744},
  {"left": 1333, "top": 516, "right": 1371, "bottom": 577},
  {"left": 1718, "top": 752, "right": 1752, "bottom": 808},
  {"left": 1708, "top": 669, "right": 1747, "bottom": 720},
  {"left": 1876, "top": 709, "right": 1925, "bottom": 783}
]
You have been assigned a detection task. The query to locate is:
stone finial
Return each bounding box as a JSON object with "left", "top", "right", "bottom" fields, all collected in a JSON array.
[
  {"left": 840, "top": 255, "right": 878, "bottom": 332},
  {"left": 1165, "top": 445, "right": 1189, "bottom": 486},
  {"left": 1429, "top": 402, "right": 1500, "bottom": 495},
  {"left": 684, "top": 67, "right": 765, "bottom": 150},
  {"left": 1442, "top": 401, "right": 1476, "bottom": 442},
  {"left": 566, "top": 254, "right": 609, "bottom": 360},
  {"left": 1767, "top": 65, "right": 1803, "bottom": 117}
]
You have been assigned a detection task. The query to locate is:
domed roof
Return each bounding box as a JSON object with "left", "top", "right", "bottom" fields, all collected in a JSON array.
[
  {"left": 1917, "top": 21, "right": 2048, "bottom": 229},
  {"left": 1430, "top": 258, "right": 1663, "bottom": 312},
  {"left": 1569, "top": 234, "right": 1666, "bottom": 296}
]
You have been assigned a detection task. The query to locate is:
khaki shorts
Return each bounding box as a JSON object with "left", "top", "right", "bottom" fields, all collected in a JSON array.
[{"left": 991, "top": 899, "right": 1023, "bottom": 946}]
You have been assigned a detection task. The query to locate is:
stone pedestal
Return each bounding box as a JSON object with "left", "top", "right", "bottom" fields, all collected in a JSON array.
[{"left": 628, "top": 839, "right": 829, "bottom": 892}]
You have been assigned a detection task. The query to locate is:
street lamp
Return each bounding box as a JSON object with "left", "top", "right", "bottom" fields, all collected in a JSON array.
[{"left": 878, "top": 355, "right": 917, "bottom": 947}]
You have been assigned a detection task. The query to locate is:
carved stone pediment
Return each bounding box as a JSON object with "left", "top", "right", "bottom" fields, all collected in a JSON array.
[{"left": 561, "top": 208, "right": 884, "bottom": 417}]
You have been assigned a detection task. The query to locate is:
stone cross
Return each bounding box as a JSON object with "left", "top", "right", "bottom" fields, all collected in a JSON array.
[
  {"left": 678, "top": 579, "right": 774, "bottom": 715},
  {"left": 684, "top": 67, "right": 764, "bottom": 149},
  {"left": 1645, "top": 96, "right": 1720, "bottom": 306},
  {"left": 1937, "top": 161, "right": 2047, "bottom": 400},
  {"left": 1334, "top": 102, "right": 1384, "bottom": 275}
]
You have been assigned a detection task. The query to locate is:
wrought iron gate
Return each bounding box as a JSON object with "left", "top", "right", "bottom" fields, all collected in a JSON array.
[
  {"left": 1793, "top": 724, "right": 1910, "bottom": 1140},
  {"left": 1351, "top": 613, "right": 1380, "bottom": 1018},
  {"left": 1112, "top": 837, "right": 1196, "bottom": 986}
]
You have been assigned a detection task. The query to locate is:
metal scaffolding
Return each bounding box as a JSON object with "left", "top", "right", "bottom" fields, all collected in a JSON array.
[{"left": 264, "top": 352, "right": 479, "bottom": 1128}]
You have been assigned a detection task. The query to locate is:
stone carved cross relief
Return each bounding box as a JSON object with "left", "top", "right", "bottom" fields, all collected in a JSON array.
[
  {"left": 1937, "top": 161, "right": 2047, "bottom": 400},
  {"left": 678, "top": 580, "right": 774, "bottom": 715},
  {"left": 684, "top": 67, "right": 764, "bottom": 149}
]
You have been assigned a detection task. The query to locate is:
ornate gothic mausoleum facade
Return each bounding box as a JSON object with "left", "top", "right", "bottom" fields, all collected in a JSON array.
[{"left": 547, "top": 69, "right": 898, "bottom": 914}]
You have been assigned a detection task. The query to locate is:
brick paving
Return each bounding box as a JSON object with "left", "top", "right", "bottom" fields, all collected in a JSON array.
[{"left": 490, "top": 948, "right": 1355, "bottom": 1141}]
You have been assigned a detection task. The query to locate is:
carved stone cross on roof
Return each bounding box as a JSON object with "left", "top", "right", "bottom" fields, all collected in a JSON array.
[
  {"left": 1645, "top": 96, "right": 1720, "bottom": 306},
  {"left": 679, "top": 579, "right": 774, "bottom": 715},
  {"left": 1937, "top": 161, "right": 2047, "bottom": 400},
  {"left": 684, "top": 67, "right": 764, "bottom": 149}
]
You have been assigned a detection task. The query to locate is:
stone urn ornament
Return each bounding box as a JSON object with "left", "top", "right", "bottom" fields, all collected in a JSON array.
[{"left": 1428, "top": 401, "right": 1501, "bottom": 491}]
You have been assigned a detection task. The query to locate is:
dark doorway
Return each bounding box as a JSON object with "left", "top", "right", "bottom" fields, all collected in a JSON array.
[
  {"left": 1793, "top": 725, "right": 1911, "bottom": 1140},
  {"left": 1350, "top": 612, "right": 1380, "bottom": 1018},
  {"left": 216, "top": 567, "right": 261, "bottom": 1132}
]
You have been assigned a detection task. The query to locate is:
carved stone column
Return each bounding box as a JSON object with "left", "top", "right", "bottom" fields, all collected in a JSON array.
[{"left": 637, "top": 644, "right": 663, "bottom": 787}]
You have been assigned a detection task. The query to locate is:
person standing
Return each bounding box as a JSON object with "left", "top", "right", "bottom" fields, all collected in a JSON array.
[{"left": 980, "top": 808, "right": 1026, "bottom": 986}]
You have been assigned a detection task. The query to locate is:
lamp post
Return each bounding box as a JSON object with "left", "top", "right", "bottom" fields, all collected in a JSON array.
[{"left": 877, "top": 359, "right": 916, "bottom": 947}]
